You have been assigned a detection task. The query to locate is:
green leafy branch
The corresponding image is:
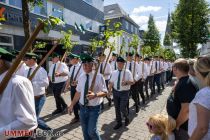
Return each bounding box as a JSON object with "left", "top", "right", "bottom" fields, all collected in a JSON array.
[
  {"left": 38, "top": 16, "right": 65, "bottom": 34},
  {"left": 59, "top": 30, "right": 77, "bottom": 53}
]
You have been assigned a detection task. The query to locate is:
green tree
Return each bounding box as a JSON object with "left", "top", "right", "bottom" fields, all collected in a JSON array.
[
  {"left": 171, "top": 0, "right": 209, "bottom": 58},
  {"left": 163, "top": 33, "right": 172, "bottom": 47},
  {"left": 143, "top": 14, "right": 161, "bottom": 54}
]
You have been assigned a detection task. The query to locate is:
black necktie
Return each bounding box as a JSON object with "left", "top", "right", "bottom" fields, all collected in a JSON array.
[
  {"left": 52, "top": 64, "right": 56, "bottom": 82},
  {"left": 84, "top": 74, "right": 89, "bottom": 105},
  {"left": 100, "top": 63, "right": 103, "bottom": 74},
  {"left": 70, "top": 66, "right": 76, "bottom": 84},
  {"left": 114, "top": 62, "right": 117, "bottom": 70},
  {"left": 27, "top": 68, "right": 32, "bottom": 78},
  {"left": 117, "top": 70, "right": 122, "bottom": 90},
  {"left": 129, "top": 62, "right": 132, "bottom": 72},
  {"left": 155, "top": 61, "right": 157, "bottom": 71}
]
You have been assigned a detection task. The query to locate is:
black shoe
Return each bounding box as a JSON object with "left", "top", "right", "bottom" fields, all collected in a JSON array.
[
  {"left": 125, "top": 118, "right": 129, "bottom": 126},
  {"left": 52, "top": 109, "right": 62, "bottom": 116},
  {"left": 113, "top": 123, "right": 122, "bottom": 130},
  {"left": 142, "top": 99, "right": 145, "bottom": 105},
  {"left": 135, "top": 105, "right": 139, "bottom": 113},
  {"left": 70, "top": 117, "right": 80, "bottom": 124},
  {"left": 62, "top": 106, "right": 68, "bottom": 114},
  {"left": 108, "top": 98, "right": 112, "bottom": 107}
]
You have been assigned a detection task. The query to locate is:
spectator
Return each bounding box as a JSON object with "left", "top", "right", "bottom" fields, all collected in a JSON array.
[
  {"left": 147, "top": 114, "right": 168, "bottom": 140},
  {"left": 166, "top": 58, "right": 199, "bottom": 140},
  {"left": 188, "top": 56, "right": 210, "bottom": 140},
  {"left": 188, "top": 59, "right": 202, "bottom": 89}
]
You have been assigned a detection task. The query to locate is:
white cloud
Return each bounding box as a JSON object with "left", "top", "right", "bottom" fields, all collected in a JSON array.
[
  {"left": 155, "top": 20, "right": 167, "bottom": 32},
  {"left": 130, "top": 15, "right": 149, "bottom": 25},
  {"left": 132, "top": 6, "right": 162, "bottom": 14}
]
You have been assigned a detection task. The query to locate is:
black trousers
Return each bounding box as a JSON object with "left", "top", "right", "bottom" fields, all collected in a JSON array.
[
  {"left": 144, "top": 76, "right": 155, "bottom": 96},
  {"left": 71, "top": 85, "right": 79, "bottom": 119},
  {"left": 113, "top": 89, "right": 129, "bottom": 124},
  {"left": 137, "top": 79, "right": 145, "bottom": 103},
  {"left": 130, "top": 82, "right": 139, "bottom": 105},
  {"left": 153, "top": 73, "right": 161, "bottom": 93},
  {"left": 52, "top": 82, "right": 67, "bottom": 111}
]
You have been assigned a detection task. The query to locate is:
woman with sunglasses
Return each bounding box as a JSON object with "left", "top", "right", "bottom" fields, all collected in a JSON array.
[{"left": 188, "top": 56, "right": 210, "bottom": 140}]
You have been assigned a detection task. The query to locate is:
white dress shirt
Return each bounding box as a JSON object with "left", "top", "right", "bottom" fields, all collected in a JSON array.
[
  {"left": 97, "top": 61, "right": 112, "bottom": 80},
  {"left": 15, "top": 62, "right": 28, "bottom": 76},
  {"left": 164, "top": 62, "right": 169, "bottom": 71},
  {"left": 137, "top": 61, "right": 148, "bottom": 80},
  {"left": 126, "top": 61, "right": 139, "bottom": 81},
  {"left": 76, "top": 72, "right": 108, "bottom": 106},
  {"left": 48, "top": 61, "right": 69, "bottom": 83},
  {"left": 110, "top": 69, "right": 134, "bottom": 91},
  {"left": 147, "top": 61, "right": 156, "bottom": 76},
  {"left": 110, "top": 60, "right": 117, "bottom": 71},
  {"left": 159, "top": 61, "right": 164, "bottom": 72},
  {"left": 154, "top": 60, "right": 161, "bottom": 74},
  {"left": 0, "top": 72, "right": 37, "bottom": 139},
  {"left": 24, "top": 64, "right": 49, "bottom": 96},
  {"left": 68, "top": 63, "right": 84, "bottom": 82}
]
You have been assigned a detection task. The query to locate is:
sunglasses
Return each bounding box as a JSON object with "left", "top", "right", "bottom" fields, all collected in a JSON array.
[{"left": 146, "top": 122, "right": 155, "bottom": 130}]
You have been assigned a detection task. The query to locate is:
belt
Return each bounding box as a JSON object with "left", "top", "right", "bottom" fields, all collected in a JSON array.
[
  {"left": 34, "top": 94, "right": 45, "bottom": 99},
  {"left": 79, "top": 103, "right": 100, "bottom": 109},
  {"left": 113, "top": 88, "right": 130, "bottom": 93}
]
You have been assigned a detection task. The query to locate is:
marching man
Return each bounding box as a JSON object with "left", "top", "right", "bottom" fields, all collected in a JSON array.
[
  {"left": 0, "top": 48, "right": 37, "bottom": 140},
  {"left": 68, "top": 53, "right": 107, "bottom": 140},
  {"left": 109, "top": 56, "right": 134, "bottom": 130},
  {"left": 24, "top": 52, "right": 51, "bottom": 130}
]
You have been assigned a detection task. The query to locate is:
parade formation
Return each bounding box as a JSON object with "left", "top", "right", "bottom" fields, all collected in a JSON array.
[
  {"left": 0, "top": 0, "right": 210, "bottom": 140},
  {"left": 0, "top": 45, "right": 173, "bottom": 139}
]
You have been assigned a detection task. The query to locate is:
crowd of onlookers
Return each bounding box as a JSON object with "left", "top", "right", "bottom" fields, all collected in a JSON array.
[{"left": 147, "top": 56, "right": 210, "bottom": 140}]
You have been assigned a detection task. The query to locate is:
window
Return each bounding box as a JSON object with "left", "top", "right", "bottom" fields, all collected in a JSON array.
[
  {"left": 9, "top": 0, "right": 22, "bottom": 8},
  {"left": 86, "top": 21, "right": 93, "bottom": 31},
  {"left": 0, "top": 34, "right": 13, "bottom": 50},
  {"left": 33, "top": 0, "right": 47, "bottom": 16},
  {"left": 0, "top": 0, "right": 6, "bottom": 3},
  {"left": 83, "top": 0, "right": 93, "bottom": 5},
  {"left": 125, "top": 21, "right": 128, "bottom": 30},
  {"left": 51, "top": 3, "right": 63, "bottom": 20},
  {"left": 131, "top": 25, "right": 133, "bottom": 32}
]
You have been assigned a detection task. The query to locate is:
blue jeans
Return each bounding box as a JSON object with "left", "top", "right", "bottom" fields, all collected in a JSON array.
[
  {"left": 35, "top": 95, "right": 51, "bottom": 130},
  {"left": 79, "top": 105, "right": 101, "bottom": 140}
]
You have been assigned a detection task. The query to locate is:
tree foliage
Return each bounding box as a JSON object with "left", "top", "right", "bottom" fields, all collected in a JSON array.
[
  {"left": 163, "top": 33, "right": 172, "bottom": 47},
  {"left": 143, "top": 14, "right": 161, "bottom": 53},
  {"left": 171, "top": 0, "right": 209, "bottom": 58}
]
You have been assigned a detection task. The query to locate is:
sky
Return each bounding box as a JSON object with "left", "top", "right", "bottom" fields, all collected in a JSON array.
[{"left": 104, "top": 0, "right": 210, "bottom": 43}]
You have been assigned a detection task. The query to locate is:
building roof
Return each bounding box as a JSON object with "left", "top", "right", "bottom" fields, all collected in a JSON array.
[{"left": 104, "top": 4, "right": 139, "bottom": 28}]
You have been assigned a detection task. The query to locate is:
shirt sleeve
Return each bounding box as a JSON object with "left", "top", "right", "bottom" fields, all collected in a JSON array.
[
  {"left": 0, "top": 79, "right": 37, "bottom": 136},
  {"left": 32, "top": 68, "right": 49, "bottom": 88},
  {"left": 109, "top": 72, "right": 114, "bottom": 83},
  {"left": 62, "top": 63, "right": 69, "bottom": 74},
  {"left": 98, "top": 75, "right": 108, "bottom": 93},
  {"left": 193, "top": 89, "right": 210, "bottom": 110},
  {"left": 76, "top": 76, "right": 83, "bottom": 93},
  {"left": 176, "top": 81, "right": 197, "bottom": 103},
  {"left": 127, "top": 70, "right": 134, "bottom": 82}
]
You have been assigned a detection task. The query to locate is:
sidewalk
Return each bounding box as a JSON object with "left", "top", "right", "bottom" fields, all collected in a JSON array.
[{"left": 39, "top": 85, "right": 171, "bottom": 140}]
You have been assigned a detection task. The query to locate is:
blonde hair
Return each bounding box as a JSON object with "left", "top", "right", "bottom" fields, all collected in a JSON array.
[
  {"left": 194, "top": 56, "right": 210, "bottom": 86},
  {"left": 166, "top": 116, "right": 176, "bottom": 134},
  {"left": 148, "top": 114, "right": 168, "bottom": 140}
]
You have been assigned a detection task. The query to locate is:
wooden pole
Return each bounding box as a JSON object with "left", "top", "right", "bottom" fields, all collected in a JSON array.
[
  {"left": 102, "top": 48, "right": 112, "bottom": 74},
  {"left": 28, "top": 43, "right": 58, "bottom": 81},
  {"left": 0, "top": 22, "right": 44, "bottom": 95},
  {"left": 122, "top": 47, "right": 131, "bottom": 81},
  {"left": 89, "top": 60, "right": 100, "bottom": 91},
  {"left": 133, "top": 48, "right": 137, "bottom": 79},
  {"left": 89, "top": 48, "right": 105, "bottom": 91},
  {"left": 73, "top": 64, "right": 82, "bottom": 81}
]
